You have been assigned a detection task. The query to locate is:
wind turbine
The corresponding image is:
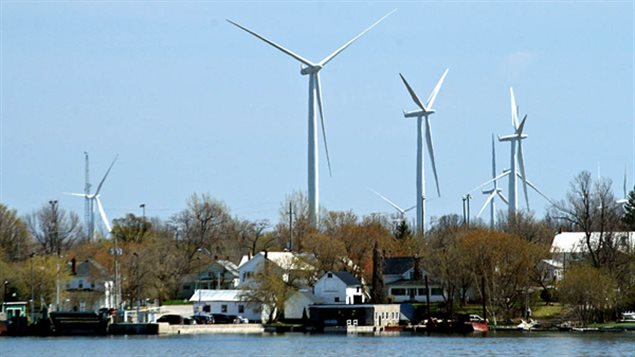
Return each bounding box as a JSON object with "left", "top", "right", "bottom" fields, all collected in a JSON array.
[
  {"left": 83, "top": 152, "right": 92, "bottom": 239},
  {"left": 369, "top": 188, "right": 415, "bottom": 224},
  {"left": 498, "top": 87, "right": 529, "bottom": 217},
  {"left": 470, "top": 135, "right": 509, "bottom": 228},
  {"left": 399, "top": 68, "right": 449, "bottom": 235},
  {"left": 227, "top": 10, "right": 395, "bottom": 227},
  {"left": 617, "top": 165, "right": 629, "bottom": 206},
  {"left": 66, "top": 155, "right": 118, "bottom": 240}
]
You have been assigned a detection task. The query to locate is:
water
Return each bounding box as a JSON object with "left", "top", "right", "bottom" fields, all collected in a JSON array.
[{"left": 2, "top": 332, "right": 634, "bottom": 357}]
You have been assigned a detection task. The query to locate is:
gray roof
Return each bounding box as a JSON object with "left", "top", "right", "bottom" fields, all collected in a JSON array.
[
  {"left": 383, "top": 257, "right": 415, "bottom": 275},
  {"left": 331, "top": 271, "right": 361, "bottom": 286}
]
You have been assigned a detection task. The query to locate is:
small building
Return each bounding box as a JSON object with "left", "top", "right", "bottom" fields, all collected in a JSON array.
[
  {"left": 238, "top": 251, "right": 315, "bottom": 288},
  {"left": 189, "top": 289, "right": 262, "bottom": 322},
  {"left": 284, "top": 289, "right": 323, "bottom": 321},
  {"left": 1, "top": 301, "right": 27, "bottom": 320},
  {"left": 309, "top": 304, "right": 401, "bottom": 328},
  {"left": 313, "top": 271, "right": 366, "bottom": 305},
  {"left": 179, "top": 260, "right": 240, "bottom": 299},
  {"left": 383, "top": 257, "right": 445, "bottom": 303}
]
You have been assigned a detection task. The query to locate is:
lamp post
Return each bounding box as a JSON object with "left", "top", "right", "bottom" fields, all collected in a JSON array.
[
  {"left": 133, "top": 252, "right": 140, "bottom": 323},
  {"left": 29, "top": 253, "right": 36, "bottom": 322},
  {"left": 3, "top": 280, "right": 8, "bottom": 303}
]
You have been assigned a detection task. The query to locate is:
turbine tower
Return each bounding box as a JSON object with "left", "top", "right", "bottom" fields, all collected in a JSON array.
[
  {"left": 498, "top": 87, "right": 529, "bottom": 217},
  {"left": 227, "top": 10, "right": 395, "bottom": 227},
  {"left": 67, "top": 155, "right": 118, "bottom": 240},
  {"left": 617, "top": 165, "right": 629, "bottom": 206},
  {"left": 399, "top": 69, "right": 449, "bottom": 236},
  {"left": 84, "top": 152, "right": 92, "bottom": 239}
]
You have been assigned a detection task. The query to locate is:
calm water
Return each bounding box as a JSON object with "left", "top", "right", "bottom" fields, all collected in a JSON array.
[{"left": 2, "top": 332, "right": 635, "bottom": 356}]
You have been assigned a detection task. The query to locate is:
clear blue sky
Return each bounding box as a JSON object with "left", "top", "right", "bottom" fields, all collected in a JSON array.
[{"left": 1, "top": 1, "right": 633, "bottom": 229}]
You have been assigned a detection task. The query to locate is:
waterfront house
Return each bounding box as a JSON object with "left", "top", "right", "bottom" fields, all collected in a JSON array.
[
  {"left": 383, "top": 257, "right": 445, "bottom": 303},
  {"left": 309, "top": 304, "right": 401, "bottom": 329},
  {"left": 550, "top": 231, "right": 635, "bottom": 270},
  {"left": 189, "top": 289, "right": 262, "bottom": 322},
  {"left": 238, "top": 251, "right": 316, "bottom": 288},
  {"left": 284, "top": 289, "right": 323, "bottom": 321},
  {"left": 312, "top": 271, "right": 366, "bottom": 305},
  {"left": 178, "top": 259, "right": 240, "bottom": 299},
  {"left": 66, "top": 258, "right": 114, "bottom": 312}
]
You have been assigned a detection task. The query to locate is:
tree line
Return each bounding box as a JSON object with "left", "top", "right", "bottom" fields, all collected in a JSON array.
[{"left": 0, "top": 170, "right": 634, "bottom": 325}]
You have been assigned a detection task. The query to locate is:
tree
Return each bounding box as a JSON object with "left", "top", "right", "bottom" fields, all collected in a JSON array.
[
  {"left": 0, "top": 204, "right": 32, "bottom": 261},
  {"left": 559, "top": 265, "right": 617, "bottom": 325},
  {"left": 274, "top": 191, "right": 315, "bottom": 251},
  {"left": 621, "top": 185, "right": 635, "bottom": 230},
  {"left": 25, "top": 201, "right": 82, "bottom": 256},
  {"left": 497, "top": 211, "right": 554, "bottom": 244},
  {"left": 112, "top": 213, "right": 151, "bottom": 243},
  {"left": 370, "top": 240, "right": 385, "bottom": 303}
]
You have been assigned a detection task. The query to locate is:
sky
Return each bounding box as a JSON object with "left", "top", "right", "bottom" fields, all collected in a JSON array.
[{"left": 1, "top": 1, "right": 633, "bottom": 231}]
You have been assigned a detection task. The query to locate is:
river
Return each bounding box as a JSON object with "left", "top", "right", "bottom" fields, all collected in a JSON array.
[{"left": 2, "top": 332, "right": 634, "bottom": 356}]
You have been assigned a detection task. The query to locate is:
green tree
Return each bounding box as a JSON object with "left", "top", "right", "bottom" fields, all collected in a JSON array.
[
  {"left": 112, "top": 213, "right": 150, "bottom": 243},
  {"left": 559, "top": 265, "right": 617, "bottom": 325},
  {"left": 0, "top": 203, "right": 32, "bottom": 261},
  {"left": 621, "top": 186, "right": 635, "bottom": 230}
]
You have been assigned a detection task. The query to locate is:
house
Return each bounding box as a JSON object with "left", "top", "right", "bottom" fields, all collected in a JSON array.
[
  {"left": 313, "top": 271, "right": 366, "bottom": 305},
  {"left": 383, "top": 257, "right": 445, "bottom": 303},
  {"left": 550, "top": 231, "right": 635, "bottom": 267},
  {"left": 238, "top": 251, "right": 315, "bottom": 287},
  {"left": 309, "top": 304, "right": 401, "bottom": 329},
  {"left": 284, "top": 289, "right": 323, "bottom": 321},
  {"left": 178, "top": 260, "right": 239, "bottom": 299},
  {"left": 65, "top": 258, "right": 114, "bottom": 312},
  {"left": 189, "top": 289, "right": 262, "bottom": 322}
]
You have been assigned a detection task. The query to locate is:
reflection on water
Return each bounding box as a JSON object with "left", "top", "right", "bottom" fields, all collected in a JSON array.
[{"left": 2, "top": 332, "right": 635, "bottom": 357}]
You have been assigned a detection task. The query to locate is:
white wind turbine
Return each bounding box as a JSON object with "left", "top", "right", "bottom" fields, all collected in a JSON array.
[
  {"left": 470, "top": 135, "right": 509, "bottom": 228},
  {"left": 617, "top": 165, "right": 629, "bottom": 206},
  {"left": 227, "top": 10, "right": 395, "bottom": 227},
  {"left": 498, "top": 87, "right": 530, "bottom": 217},
  {"left": 66, "top": 155, "right": 118, "bottom": 240},
  {"left": 399, "top": 69, "right": 449, "bottom": 235},
  {"left": 369, "top": 188, "right": 415, "bottom": 224}
]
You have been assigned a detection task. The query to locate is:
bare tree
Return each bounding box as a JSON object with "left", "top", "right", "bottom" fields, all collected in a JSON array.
[
  {"left": 0, "top": 203, "right": 32, "bottom": 261},
  {"left": 26, "top": 201, "right": 82, "bottom": 256}
]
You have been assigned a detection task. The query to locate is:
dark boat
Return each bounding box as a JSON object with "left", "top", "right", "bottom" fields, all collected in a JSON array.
[{"left": 49, "top": 309, "right": 111, "bottom": 336}]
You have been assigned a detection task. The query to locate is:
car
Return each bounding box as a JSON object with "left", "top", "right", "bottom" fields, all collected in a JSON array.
[
  {"left": 210, "top": 314, "right": 237, "bottom": 324},
  {"left": 235, "top": 315, "right": 249, "bottom": 324},
  {"left": 191, "top": 314, "right": 215, "bottom": 325},
  {"left": 156, "top": 314, "right": 184, "bottom": 325}
]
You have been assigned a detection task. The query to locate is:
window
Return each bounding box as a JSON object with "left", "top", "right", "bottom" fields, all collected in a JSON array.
[
  {"left": 391, "top": 288, "right": 406, "bottom": 296},
  {"left": 417, "top": 288, "right": 425, "bottom": 296},
  {"left": 356, "top": 287, "right": 360, "bottom": 293},
  {"left": 327, "top": 273, "right": 333, "bottom": 278},
  {"left": 78, "top": 280, "right": 84, "bottom": 289},
  {"left": 334, "top": 297, "right": 340, "bottom": 303},
  {"left": 431, "top": 288, "right": 444, "bottom": 296},
  {"left": 203, "top": 305, "right": 211, "bottom": 313},
  {"left": 238, "top": 305, "right": 244, "bottom": 313},
  {"left": 221, "top": 304, "right": 228, "bottom": 313}
]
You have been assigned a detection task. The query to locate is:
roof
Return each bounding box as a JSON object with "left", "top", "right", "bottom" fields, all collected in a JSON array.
[
  {"left": 551, "top": 232, "right": 635, "bottom": 254},
  {"left": 383, "top": 257, "right": 414, "bottom": 275},
  {"left": 74, "top": 259, "right": 109, "bottom": 279},
  {"left": 216, "top": 260, "right": 239, "bottom": 274},
  {"left": 330, "top": 271, "right": 361, "bottom": 286},
  {"left": 541, "top": 259, "right": 563, "bottom": 269},
  {"left": 189, "top": 289, "right": 244, "bottom": 302},
  {"left": 291, "top": 289, "right": 324, "bottom": 304},
  {"left": 239, "top": 251, "right": 315, "bottom": 271}
]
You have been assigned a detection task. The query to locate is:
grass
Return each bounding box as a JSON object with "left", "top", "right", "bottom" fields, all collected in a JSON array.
[{"left": 532, "top": 304, "right": 563, "bottom": 320}]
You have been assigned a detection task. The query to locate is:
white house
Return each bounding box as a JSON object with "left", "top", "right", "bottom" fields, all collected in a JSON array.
[
  {"left": 284, "top": 289, "right": 323, "bottom": 320},
  {"left": 383, "top": 257, "right": 445, "bottom": 303},
  {"left": 313, "top": 271, "right": 366, "bottom": 305},
  {"left": 66, "top": 258, "right": 114, "bottom": 311},
  {"left": 238, "top": 251, "right": 315, "bottom": 287},
  {"left": 190, "top": 289, "right": 262, "bottom": 322}
]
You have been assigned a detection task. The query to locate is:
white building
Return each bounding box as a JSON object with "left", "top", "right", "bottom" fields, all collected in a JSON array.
[
  {"left": 238, "top": 251, "right": 315, "bottom": 287},
  {"left": 313, "top": 271, "right": 366, "bottom": 305},
  {"left": 383, "top": 257, "right": 445, "bottom": 303},
  {"left": 190, "top": 289, "right": 262, "bottom": 322},
  {"left": 284, "top": 289, "right": 323, "bottom": 320},
  {"left": 66, "top": 258, "right": 114, "bottom": 311}
]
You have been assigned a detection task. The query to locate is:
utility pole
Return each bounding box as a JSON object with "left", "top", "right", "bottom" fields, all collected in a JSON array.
[
  {"left": 49, "top": 200, "right": 61, "bottom": 310},
  {"left": 133, "top": 252, "right": 140, "bottom": 323},
  {"left": 288, "top": 202, "right": 293, "bottom": 251},
  {"left": 466, "top": 194, "right": 471, "bottom": 229}
]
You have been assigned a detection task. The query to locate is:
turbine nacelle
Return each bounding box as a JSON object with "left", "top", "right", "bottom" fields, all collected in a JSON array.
[
  {"left": 403, "top": 109, "right": 434, "bottom": 118},
  {"left": 300, "top": 65, "right": 322, "bottom": 75},
  {"left": 498, "top": 133, "right": 528, "bottom": 142}
]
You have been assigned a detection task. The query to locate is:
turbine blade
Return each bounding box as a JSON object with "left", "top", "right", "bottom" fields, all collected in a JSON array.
[
  {"left": 319, "top": 9, "right": 396, "bottom": 67},
  {"left": 470, "top": 171, "right": 510, "bottom": 193},
  {"left": 96, "top": 197, "right": 112, "bottom": 233},
  {"left": 226, "top": 19, "right": 315, "bottom": 67},
  {"left": 477, "top": 192, "right": 497, "bottom": 218},
  {"left": 518, "top": 142, "right": 530, "bottom": 209},
  {"left": 399, "top": 73, "right": 426, "bottom": 111},
  {"left": 426, "top": 68, "right": 449, "bottom": 110},
  {"left": 497, "top": 191, "right": 509, "bottom": 205},
  {"left": 525, "top": 178, "right": 554, "bottom": 205},
  {"left": 623, "top": 165, "right": 628, "bottom": 198},
  {"left": 517, "top": 114, "right": 527, "bottom": 135},
  {"left": 425, "top": 117, "right": 441, "bottom": 197},
  {"left": 315, "top": 73, "right": 332, "bottom": 177},
  {"left": 510, "top": 87, "right": 519, "bottom": 129},
  {"left": 369, "top": 188, "right": 406, "bottom": 214},
  {"left": 64, "top": 192, "right": 89, "bottom": 198},
  {"left": 94, "top": 155, "right": 118, "bottom": 195},
  {"left": 404, "top": 205, "right": 417, "bottom": 212}
]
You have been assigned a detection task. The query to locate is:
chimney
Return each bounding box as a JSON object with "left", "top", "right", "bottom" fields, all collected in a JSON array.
[
  {"left": 71, "top": 258, "right": 77, "bottom": 275},
  {"left": 264, "top": 249, "right": 268, "bottom": 260},
  {"left": 413, "top": 256, "right": 421, "bottom": 281}
]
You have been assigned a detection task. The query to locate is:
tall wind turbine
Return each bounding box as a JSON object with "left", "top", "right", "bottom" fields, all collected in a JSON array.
[
  {"left": 617, "top": 165, "right": 629, "bottom": 206},
  {"left": 399, "top": 69, "right": 449, "bottom": 235},
  {"left": 471, "top": 135, "right": 509, "bottom": 228},
  {"left": 66, "top": 155, "right": 118, "bottom": 240},
  {"left": 498, "top": 87, "right": 529, "bottom": 217},
  {"left": 227, "top": 10, "right": 395, "bottom": 227}
]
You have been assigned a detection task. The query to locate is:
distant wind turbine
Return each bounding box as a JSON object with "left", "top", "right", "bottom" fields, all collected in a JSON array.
[
  {"left": 227, "top": 10, "right": 395, "bottom": 227},
  {"left": 66, "top": 155, "right": 118, "bottom": 240},
  {"left": 498, "top": 87, "right": 530, "bottom": 216},
  {"left": 617, "top": 165, "right": 629, "bottom": 206},
  {"left": 470, "top": 135, "right": 508, "bottom": 228},
  {"left": 399, "top": 68, "right": 449, "bottom": 235},
  {"left": 369, "top": 188, "right": 415, "bottom": 224}
]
